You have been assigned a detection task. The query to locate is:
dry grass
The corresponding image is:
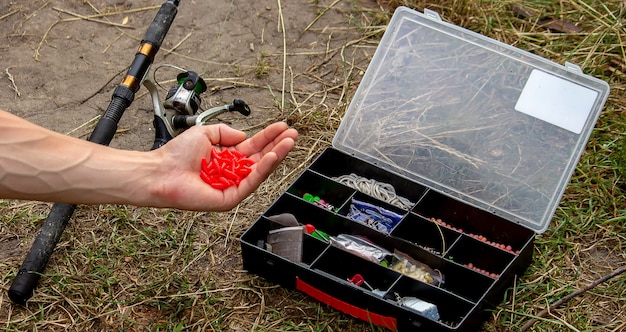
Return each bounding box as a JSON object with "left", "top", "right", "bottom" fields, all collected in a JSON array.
[{"left": 1, "top": 0, "right": 625, "bottom": 331}]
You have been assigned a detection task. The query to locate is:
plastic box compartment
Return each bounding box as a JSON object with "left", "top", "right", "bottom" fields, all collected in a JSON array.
[{"left": 241, "top": 6, "right": 609, "bottom": 331}]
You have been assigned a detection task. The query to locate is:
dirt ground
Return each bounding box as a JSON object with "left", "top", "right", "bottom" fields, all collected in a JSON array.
[{"left": 0, "top": 0, "right": 368, "bottom": 148}]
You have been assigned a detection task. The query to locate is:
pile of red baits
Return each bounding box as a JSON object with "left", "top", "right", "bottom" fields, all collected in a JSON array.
[
  {"left": 465, "top": 233, "right": 519, "bottom": 254},
  {"left": 463, "top": 263, "right": 499, "bottom": 279},
  {"left": 200, "top": 147, "right": 255, "bottom": 189},
  {"left": 428, "top": 217, "right": 520, "bottom": 255}
]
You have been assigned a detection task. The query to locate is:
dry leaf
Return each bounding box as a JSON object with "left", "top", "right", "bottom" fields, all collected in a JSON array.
[
  {"left": 511, "top": 4, "right": 537, "bottom": 18},
  {"left": 538, "top": 18, "right": 583, "bottom": 33},
  {"left": 511, "top": 4, "right": 582, "bottom": 33}
]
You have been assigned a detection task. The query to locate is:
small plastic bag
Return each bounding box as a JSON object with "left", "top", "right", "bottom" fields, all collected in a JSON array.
[
  {"left": 329, "top": 234, "right": 390, "bottom": 263},
  {"left": 348, "top": 199, "right": 403, "bottom": 233},
  {"left": 396, "top": 294, "right": 441, "bottom": 321},
  {"left": 390, "top": 250, "right": 445, "bottom": 286}
]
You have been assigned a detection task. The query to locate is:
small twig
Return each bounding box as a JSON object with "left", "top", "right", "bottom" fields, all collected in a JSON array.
[
  {"left": 520, "top": 265, "right": 626, "bottom": 331},
  {"left": 0, "top": 9, "right": 18, "bottom": 21},
  {"left": 24, "top": 1, "right": 50, "bottom": 22},
  {"left": 84, "top": 1, "right": 130, "bottom": 55},
  {"left": 35, "top": 19, "right": 63, "bottom": 60},
  {"left": 53, "top": 5, "right": 160, "bottom": 22},
  {"left": 79, "top": 66, "right": 129, "bottom": 105},
  {"left": 276, "top": 0, "right": 286, "bottom": 113},
  {"left": 52, "top": 7, "right": 135, "bottom": 28},
  {"left": 5, "top": 67, "right": 21, "bottom": 97},
  {"left": 102, "top": 33, "right": 122, "bottom": 53},
  {"left": 224, "top": 204, "right": 239, "bottom": 247},
  {"left": 65, "top": 115, "right": 101, "bottom": 136},
  {"left": 337, "top": 43, "right": 355, "bottom": 105},
  {"left": 163, "top": 31, "right": 193, "bottom": 56},
  {"left": 303, "top": 0, "right": 341, "bottom": 33},
  {"left": 251, "top": 284, "right": 265, "bottom": 332},
  {"left": 35, "top": 5, "right": 159, "bottom": 60},
  {"left": 288, "top": 66, "right": 298, "bottom": 113}
]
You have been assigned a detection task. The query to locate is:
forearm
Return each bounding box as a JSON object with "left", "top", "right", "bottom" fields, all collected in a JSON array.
[
  {"left": 1, "top": 109, "right": 298, "bottom": 211},
  {"left": 0, "top": 110, "right": 159, "bottom": 206}
]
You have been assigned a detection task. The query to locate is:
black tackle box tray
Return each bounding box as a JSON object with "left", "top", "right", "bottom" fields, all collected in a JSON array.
[
  {"left": 241, "top": 6, "right": 609, "bottom": 331},
  {"left": 242, "top": 148, "right": 535, "bottom": 331}
]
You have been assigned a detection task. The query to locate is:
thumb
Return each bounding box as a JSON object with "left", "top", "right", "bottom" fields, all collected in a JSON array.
[{"left": 202, "top": 124, "right": 247, "bottom": 146}]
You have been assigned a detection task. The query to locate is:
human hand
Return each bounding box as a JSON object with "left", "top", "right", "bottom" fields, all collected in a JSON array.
[{"left": 150, "top": 122, "right": 297, "bottom": 211}]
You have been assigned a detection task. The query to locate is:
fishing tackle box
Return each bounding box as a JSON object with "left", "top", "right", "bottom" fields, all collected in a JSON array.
[{"left": 240, "top": 6, "right": 609, "bottom": 331}]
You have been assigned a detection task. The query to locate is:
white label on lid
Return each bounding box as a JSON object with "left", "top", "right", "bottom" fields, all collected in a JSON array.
[{"left": 515, "top": 69, "right": 598, "bottom": 134}]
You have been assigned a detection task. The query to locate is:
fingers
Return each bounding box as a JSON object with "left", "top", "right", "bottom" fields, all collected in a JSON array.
[
  {"left": 193, "top": 121, "right": 297, "bottom": 157},
  {"left": 238, "top": 122, "right": 298, "bottom": 157},
  {"left": 221, "top": 133, "right": 295, "bottom": 209},
  {"left": 232, "top": 151, "right": 279, "bottom": 201},
  {"left": 267, "top": 135, "right": 296, "bottom": 167}
]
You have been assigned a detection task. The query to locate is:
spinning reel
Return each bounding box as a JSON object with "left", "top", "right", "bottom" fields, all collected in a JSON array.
[{"left": 143, "top": 66, "right": 251, "bottom": 149}]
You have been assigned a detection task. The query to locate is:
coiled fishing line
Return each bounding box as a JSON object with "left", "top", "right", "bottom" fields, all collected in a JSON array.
[{"left": 332, "top": 173, "right": 413, "bottom": 210}]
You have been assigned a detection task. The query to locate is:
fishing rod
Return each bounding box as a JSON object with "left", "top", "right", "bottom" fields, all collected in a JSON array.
[{"left": 8, "top": 0, "right": 212, "bottom": 306}]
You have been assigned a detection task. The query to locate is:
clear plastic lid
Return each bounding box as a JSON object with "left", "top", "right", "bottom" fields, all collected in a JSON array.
[{"left": 333, "top": 7, "right": 610, "bottom": 233}]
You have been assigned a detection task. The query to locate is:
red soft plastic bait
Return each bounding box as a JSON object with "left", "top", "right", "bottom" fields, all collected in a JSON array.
[{"left": 200, "top": 147, "right": 255, "bottom": 189}]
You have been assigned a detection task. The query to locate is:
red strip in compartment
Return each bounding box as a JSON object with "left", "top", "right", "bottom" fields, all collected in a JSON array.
[{"left": 296, "top": 276, "right": 397, "bottom": 331}]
